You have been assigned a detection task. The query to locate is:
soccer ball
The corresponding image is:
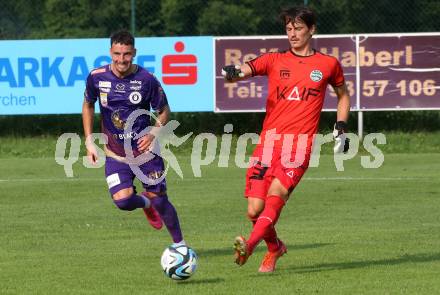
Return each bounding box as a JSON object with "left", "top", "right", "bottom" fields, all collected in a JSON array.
[{"left": 160, "top": 245, "right": 197, "bottom": 280}]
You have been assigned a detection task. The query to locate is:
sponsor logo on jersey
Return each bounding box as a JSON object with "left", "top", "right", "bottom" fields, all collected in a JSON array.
[
  {"left": 100, "top": 92, "right": 108, "bottom": 107},
  {"left": 310, "top": 70, "right": 323, "bottom": 82},
  {"left": 99, "top": 87, "right": 110, "bottom": 93},
  {"left": 276, "top": 86, "right": 320, "bottom": 101},
  {"left": 130, "top": 85, "right": 142, "bottom": 91},
  {"left": 99, "top": 81, "right": 111, "bottom": 88},
  {"left": 130, "top": 80, "right": 142, "bottom": 85},
  {"left": 280, "top": 69, "right": 290, "bottom": 79},
  {"left": 114, "top": 131, "right": 138, "bottom": 140},
  {"left": 111, "top": 110, "right": 126, "bottom": 130},
  {"left": 115, "top": 83, "right": 126, "bottom": 93},
  {"left": 129, "top": 91, "right": 142, "bottom": 104}
]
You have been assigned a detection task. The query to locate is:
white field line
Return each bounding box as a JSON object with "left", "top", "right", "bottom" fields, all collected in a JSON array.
[{"left": 0, "top": 176, "right": 437, "bottom": 183}]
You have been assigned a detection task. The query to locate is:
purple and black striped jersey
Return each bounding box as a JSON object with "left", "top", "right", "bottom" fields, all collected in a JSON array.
[{"left": 84, "top": 64, "right": 168, "bottom": 157}]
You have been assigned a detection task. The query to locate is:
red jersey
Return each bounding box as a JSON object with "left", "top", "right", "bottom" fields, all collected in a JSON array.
[{"left": 247, "top": 49, "right": 345, "bottom": 151}]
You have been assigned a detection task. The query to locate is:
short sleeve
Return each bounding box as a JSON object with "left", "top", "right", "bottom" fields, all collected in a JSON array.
[
  {"left": 84, "top": 73, "right": 97, "bottom": 103},
  {"left": 246, "top": 53, "right": 276, "bottom": 77},
  {"left": 149, "top": 77, "right": 168, "bottom": 111},
  {"left": 329, "top": 59, "right": 345, "bottom": 88}
]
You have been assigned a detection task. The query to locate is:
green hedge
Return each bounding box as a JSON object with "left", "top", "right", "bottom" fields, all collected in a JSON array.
[
  {"left": 0, "top": 111, "right": 439, "bottom": 137},
  {"left": 1, "top": 132, "right": 439, "bottom": 158}
]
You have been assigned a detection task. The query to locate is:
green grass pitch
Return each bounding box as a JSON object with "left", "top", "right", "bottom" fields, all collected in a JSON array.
[{"left": 1, "top": 153, "right": 439, "bottom": 294}]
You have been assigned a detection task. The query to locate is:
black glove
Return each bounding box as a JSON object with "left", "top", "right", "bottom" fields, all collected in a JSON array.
[
  {"left": 333, "top": 121, "right": 350, "bottom": 153},
  {"left": 221, "top": 65, "right": 244, "bottom": 81}
]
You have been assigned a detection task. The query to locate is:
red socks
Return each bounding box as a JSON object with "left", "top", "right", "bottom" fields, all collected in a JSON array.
[
  {"left": 249, "top": 217, "right": 280, "bottom": 252},
  {"left": 247, "top": 195, "right": 286, "bottom": 253}
]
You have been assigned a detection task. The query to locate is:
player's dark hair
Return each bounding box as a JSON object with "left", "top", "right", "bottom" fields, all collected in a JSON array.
[
  {"left": 280, "top": 6, "right": 316, "bottom": 29},
  {"left": 110, "top": 30, "right": 135, "bottom": 46}
]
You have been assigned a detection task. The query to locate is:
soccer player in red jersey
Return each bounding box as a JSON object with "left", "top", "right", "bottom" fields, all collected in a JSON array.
[{"left": 222, "top": 6, "right": 350, "bottom": 272}]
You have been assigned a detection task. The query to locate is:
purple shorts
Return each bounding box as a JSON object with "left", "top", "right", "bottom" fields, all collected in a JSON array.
[{"left": 104, "top": 156, "right": 167, "bottom": 196}]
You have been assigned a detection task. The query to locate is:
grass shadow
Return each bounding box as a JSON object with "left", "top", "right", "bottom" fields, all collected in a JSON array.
[
  {"left": 177, "top": 277, "right": 225, "bottom": 285},
  {"left": 196, "top": 243, "right": 331, "bottom": 257},
  {"left": 285, "top": 252, "right": 440, "bottom": 273}
]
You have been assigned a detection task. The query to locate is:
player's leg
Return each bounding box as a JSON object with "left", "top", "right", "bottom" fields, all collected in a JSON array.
[
  {"left": 247, "top": 198, "right": 280, "bottom": 253},
  {"left": 234, "top": 157, "right": 266, "bottom": 265},
  {"left": 106, "top": 157, "right": 150, "bottom": 210},
  {"left": 140, "top": 191, "right": 163, "bottom": 230},
  {"left": 258, "top": 237, "right": 287, "bottom": 273},
  {"left": 255, "top": 178, "right": 288, "bottom": 272},
  {"left": 139, "top": 156, "right": 184, "bottom": 244},
  {"left": 105, "top": 157, "right": 163, "bottom": 229},
  {"left": 148, "top": 192, "right": 184, "bottom": 245},
  {"left": 234, "top": 150, "right": 282, "bottom": 266},
  {"left": 253, "top": 162, "right": 309, "bottom": 272},
  {"left": 247, "top": 197, "right": 264, "bottom": 227},
  {"left": 235, "top": 162, "right": 279, "bottom": 265},
  {"left": 234, "top": 197, "right": 264, "bottom": 266},
  {"left": 246, "top": 178, "right": 288, "bottom": 255},
  {"left": 112, "top": 187, "right": 147, "bottom": 210},
  {"left": 239, "top": 178, "right": 289, "bottom": 272}
]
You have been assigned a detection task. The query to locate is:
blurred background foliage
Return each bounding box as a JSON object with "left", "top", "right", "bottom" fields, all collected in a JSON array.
[{"left": 1, "top": 0, "right": 438, "bottom": 39}]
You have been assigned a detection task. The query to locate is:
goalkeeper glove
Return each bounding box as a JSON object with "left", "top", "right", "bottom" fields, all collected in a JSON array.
[
  {"left": 221, "top": 65, "right": 244, "bottom": 81},
  {"left": 333, "top": 121, "right": 350, "bottom": 153}
]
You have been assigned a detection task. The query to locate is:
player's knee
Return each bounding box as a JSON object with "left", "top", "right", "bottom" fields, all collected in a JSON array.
[
  {"left": 143, "top": 191, "right": 163, "bottom": 199},
  {"left": 112, "top": 187, "right": 134, "bottom": 200},
  {"left": 268, "top": 178, "right": 290, "bottom": 200},
  {"left": 247, "top": 207, "right": 263, "bottom": 220},
  {"left": 113, "top": 194, "right": 137, "bottom": 211},
  {"left": 247, "top": 198, "right": 265, "bottom": 219}
]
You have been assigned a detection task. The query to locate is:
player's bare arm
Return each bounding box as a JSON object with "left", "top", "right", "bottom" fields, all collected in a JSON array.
[
  {"left": 333, "top": 83, "right": 351, "bottom": 153},
  {"left": 81, "top": 98, "right": 98, "bottom": 164},
  {"left": 137, "top": 105, "right": 170, "bottom": 153},
  {"left": 334, "top": 83, "right": 350, "bottom": 122},
  {"left": 154, "top": 104, "right": 171, "bottom": 126},
  {"left": 222, "top": 63, "right": 252, "bottom": 82}
]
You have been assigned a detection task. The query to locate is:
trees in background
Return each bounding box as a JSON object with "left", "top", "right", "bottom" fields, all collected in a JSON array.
[
  {"left": 0, "top": 0, "right": 438, "bottom": 40},
  {"left": 0, "top": 0, "right": 438, "bottom": 134}
]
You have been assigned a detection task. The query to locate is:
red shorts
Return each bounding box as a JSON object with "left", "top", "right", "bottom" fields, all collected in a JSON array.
[{"left": 244, "top": 146, "right": 310, "bottom": 200}]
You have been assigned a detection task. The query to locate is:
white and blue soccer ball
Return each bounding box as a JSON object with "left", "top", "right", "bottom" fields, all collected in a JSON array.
[{"left": 160, "top": 245, "right": 197, "bottom": 280}]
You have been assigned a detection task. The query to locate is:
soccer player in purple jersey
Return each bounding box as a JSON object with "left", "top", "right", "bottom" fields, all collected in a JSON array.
[{"left": 82, "top": 30, "right": 186, "bottom": 246}]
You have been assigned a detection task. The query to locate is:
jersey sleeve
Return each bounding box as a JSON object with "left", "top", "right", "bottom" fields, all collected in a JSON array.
[
  {"left": 329, "top": 59, "right": 345, "bottom": 88},
  {"left": 149, "top": 77, "right": 169, "bottom": 111},
  {"left": 84, "top": 73, "right": 97, "bottom": 103},
  {"left": 246, "top": 53, "right": 276, "bottom": 77}
]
